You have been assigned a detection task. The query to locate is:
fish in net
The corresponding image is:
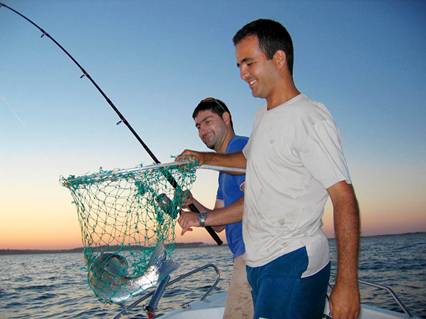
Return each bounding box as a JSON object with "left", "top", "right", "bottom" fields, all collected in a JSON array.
[{"left": 61, "top": 161, "right": 197, "bottom": 304}]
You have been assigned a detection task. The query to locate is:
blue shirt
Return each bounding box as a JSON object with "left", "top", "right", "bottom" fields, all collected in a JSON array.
[{"left": 216, "top": 135, "right": 248, "bottom": 258}]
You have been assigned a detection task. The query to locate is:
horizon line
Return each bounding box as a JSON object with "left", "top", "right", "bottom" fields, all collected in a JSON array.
[{"left": 1, "top": 231, "right": 424, "bottom": 254}]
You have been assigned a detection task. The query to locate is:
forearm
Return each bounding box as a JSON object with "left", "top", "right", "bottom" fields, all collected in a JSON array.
[
  {"left": 327, "top": 181, "right": 361, "bottom": 318},
  {"left": 331, "top": 183, "right": 360, "bottom": 287},
  {"left": 211, "top": 225, "right": 225, "bottom": 232},
  {"left": 334, "top": 209, "right": 360, "bottom": 287},
  {"left": 179, "top": 150, "right": 246, "bottom": 169},
  {"left": 178, "top": 198, "right": 244, "bottom": 235},
  {"left": 205, "top": 197, "right": 244, "bottom": 226},
  {"left": 206, "top": 151, "right": 246, "bottom": 169}
]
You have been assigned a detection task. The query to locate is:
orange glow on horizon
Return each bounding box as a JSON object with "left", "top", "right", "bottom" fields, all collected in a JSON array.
[
  {"left": 1, "top": 170, "right": 425, "bottom": 250},
  {"left": 2, "top": 210, "right": 425, "bottom": 250}
]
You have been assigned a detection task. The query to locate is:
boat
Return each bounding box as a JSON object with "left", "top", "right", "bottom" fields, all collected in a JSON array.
[{"left": 112, "top": 263, "right": 421, "bottom": 319}]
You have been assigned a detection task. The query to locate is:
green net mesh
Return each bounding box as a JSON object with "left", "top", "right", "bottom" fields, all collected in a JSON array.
[{"left": 61, "top": 161, "right": 197, "bottom": 304}]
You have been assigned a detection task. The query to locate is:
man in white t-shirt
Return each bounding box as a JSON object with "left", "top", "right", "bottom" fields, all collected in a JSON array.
[{"left": 178, "top": 19, "right": 360, "bottom": 319}]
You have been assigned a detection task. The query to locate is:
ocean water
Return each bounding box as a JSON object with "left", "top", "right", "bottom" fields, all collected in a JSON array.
[{"left": 0, "top": 233, "right": 425, "bottom": 318}]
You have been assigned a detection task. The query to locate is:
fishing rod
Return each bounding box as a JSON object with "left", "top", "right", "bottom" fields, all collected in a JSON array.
[{"left": 0, "top": 2, "right": 223, "bottom": 245}]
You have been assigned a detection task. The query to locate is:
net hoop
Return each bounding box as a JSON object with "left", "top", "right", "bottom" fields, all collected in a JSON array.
[{"left": 61, "top": 161, "right": 198, "bottom": 304}]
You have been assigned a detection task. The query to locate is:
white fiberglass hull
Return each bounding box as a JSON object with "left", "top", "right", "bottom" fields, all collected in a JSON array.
[{"left": 160, "top": 292, "right": 419, "bottom": 319}]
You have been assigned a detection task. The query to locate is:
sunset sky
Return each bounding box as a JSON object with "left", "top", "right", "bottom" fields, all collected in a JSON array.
[{"left": 1, "top": 0, "right": 425, "bottom": 249}]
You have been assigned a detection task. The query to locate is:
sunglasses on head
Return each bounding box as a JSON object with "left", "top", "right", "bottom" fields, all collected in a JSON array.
[{"left": 200, "top": 97, "right": 228, "bottom": 114}]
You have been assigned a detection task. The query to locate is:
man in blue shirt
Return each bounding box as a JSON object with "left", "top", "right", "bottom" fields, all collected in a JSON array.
[{"left": 178, "top": 97, "right": 253, "bottom": 318}]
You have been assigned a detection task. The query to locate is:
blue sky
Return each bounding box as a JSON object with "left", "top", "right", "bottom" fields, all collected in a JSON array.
[{"left": 0, "top": 0, "right": 425, "bottom": 248}]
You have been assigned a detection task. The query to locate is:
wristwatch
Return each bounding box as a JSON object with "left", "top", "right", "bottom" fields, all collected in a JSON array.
[{"left": 198, "top": 212, "right": 207, "bottom": 227}]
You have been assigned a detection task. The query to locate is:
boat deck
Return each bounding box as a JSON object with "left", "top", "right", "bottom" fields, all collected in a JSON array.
[
  {"left": 161, "top": 292, "right": 418, "bottom": 319},
  {"left": 113, "top": 263, "right": 420, "bottom": 319}
]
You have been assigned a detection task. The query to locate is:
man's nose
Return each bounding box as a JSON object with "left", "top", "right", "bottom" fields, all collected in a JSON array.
[
  {"left": 240, "top": 64, "right": 248, "bottom": 81},
  {"left": 199, "top": 125, "right": 208, "bottom": 136}
]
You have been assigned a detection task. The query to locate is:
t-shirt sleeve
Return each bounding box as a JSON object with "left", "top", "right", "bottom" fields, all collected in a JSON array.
[
  {"left": 234, "top": 174, "right": 246, "bottom": 193},
  {"left": 230, "top": 137, "right": 247, "bottom": 194},
  {"left": 296, "top": 115, "right": 352, "bottom": 189},
  {"left": 242, "top": 139, "right": 251, "bottom": 159},
  {"left": 243, "top": 107, "right": 264, "bottom": 160},
  {"left": 216, "top": 174, "right": 224, "bottom": 201}
]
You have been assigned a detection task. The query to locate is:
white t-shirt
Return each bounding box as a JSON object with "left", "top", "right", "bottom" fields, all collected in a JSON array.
[{"left": 242, "top": 94, "right": 351, "bottom": 277}]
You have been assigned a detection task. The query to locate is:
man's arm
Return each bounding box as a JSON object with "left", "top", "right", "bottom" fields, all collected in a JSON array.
[
  {"left": 180, "top": 193, "right": 226, "bottom": 232},
  {"left": 178, "top": 198, "right": 244, "bottom": 235},
  {"left": 328, "top": 181, "right": 360, "bottom": 319},
  {"left": 206, "top": 197, "right": 244, "bottom": 226},
  {"left": 182, "top": 191, "right": 209, "bottom": 213},
  {"left": 211, "top": 200, "right": 226, "bottom": 232},
  {"left": 177, "top": 150, "right": 246, "bottom": 169}
]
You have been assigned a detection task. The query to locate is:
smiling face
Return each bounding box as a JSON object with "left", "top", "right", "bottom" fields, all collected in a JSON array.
[
  {"left": 194, "top": 109, "right": 230, "bottom": 152},
  {"left": 235, "top": 35, "right": 285, "bottom": 107}
]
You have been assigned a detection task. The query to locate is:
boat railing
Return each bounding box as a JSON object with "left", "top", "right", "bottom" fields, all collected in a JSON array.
[
  {"left": 358, "top": 279, "right": 413, "bottom": 317},
  {"left": 113, "top": 263, "right": 221, "bottom": 319},
  {"left": 113, "top": 267, "right": 415, "bottom": 319},
  {"left": 324, "top": 279, "right": 414, "bottom": 318}
]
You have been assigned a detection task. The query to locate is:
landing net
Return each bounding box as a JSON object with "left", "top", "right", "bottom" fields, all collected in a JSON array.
[{"left": 61, "top": 161, "right": 197, "bottom": 303}]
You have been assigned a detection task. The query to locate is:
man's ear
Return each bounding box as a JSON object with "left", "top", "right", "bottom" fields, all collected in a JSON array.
[
  {"left": 273, "top": 50, "right": 287, "bottom": 69},
  {"left": 222, "top": 112, "right": 232, "bottom": 126}
]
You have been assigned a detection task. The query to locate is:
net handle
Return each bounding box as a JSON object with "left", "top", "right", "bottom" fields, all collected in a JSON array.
[
  {"left": 199, "top": 164, "right": 245, "bottom": 174},
  {"left": 123, "top": 161, "right": 246, "bottom": 173},
  {"left": 63, "top": 161, "right": 245, "bottom": 184},
  {"left": 126, "top": 161, "right": 246, "bottom": 173}
]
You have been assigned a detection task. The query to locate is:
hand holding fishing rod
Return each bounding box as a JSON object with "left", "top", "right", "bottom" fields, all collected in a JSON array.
[
  {"left": 178, "top": 191, "right": 210, "bottom": 236},
  {"left": 0, "top": 2, "right": 222, "bottom": 245}
]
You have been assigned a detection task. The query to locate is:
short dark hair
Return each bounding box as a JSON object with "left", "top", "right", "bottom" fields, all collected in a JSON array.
[
  {"left": 192, "top": 97, "right": 233, "bottom": 129},
  {"left": 232, "top": 19, "right": 294, "bottom": 75}
]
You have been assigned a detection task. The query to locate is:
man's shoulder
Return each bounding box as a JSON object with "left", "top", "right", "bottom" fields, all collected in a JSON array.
[
  {"left": 227, "top": 135, "right": 249, "bottom": 153},
  {"left": 287, "top": 95, "right": 334, "bottom": 125},
  {"left": 233, "top": 135, "right": 249, "bottom": 144}
]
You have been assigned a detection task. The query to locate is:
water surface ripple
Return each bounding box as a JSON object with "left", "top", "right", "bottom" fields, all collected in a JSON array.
[{"left": 0, "top": 233, "right": 424, "bottom": 318}]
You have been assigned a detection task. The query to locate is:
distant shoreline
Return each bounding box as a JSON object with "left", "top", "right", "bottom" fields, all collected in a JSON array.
[
  {"left": 1, "top": 232, "right": 424, "bottom": 256},
  {"left": 0, "top": 242, "right": 214, "bottom": 256}
]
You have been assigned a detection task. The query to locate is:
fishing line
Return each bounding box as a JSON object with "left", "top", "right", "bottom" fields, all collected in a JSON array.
[
  {"left": 0, "top": 2, "right": 223, "bottom": 245},
  {"left": 0, "top": 96, "right": 26, "bottom": 128}
]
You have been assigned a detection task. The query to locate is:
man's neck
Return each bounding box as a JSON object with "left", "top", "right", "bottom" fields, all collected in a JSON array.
[
  {"left": 266, "top": 76, "right": 300, "bottom": 110},
  {"left": 215, "top": 131, "right": 235, "bottom": 153}
]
